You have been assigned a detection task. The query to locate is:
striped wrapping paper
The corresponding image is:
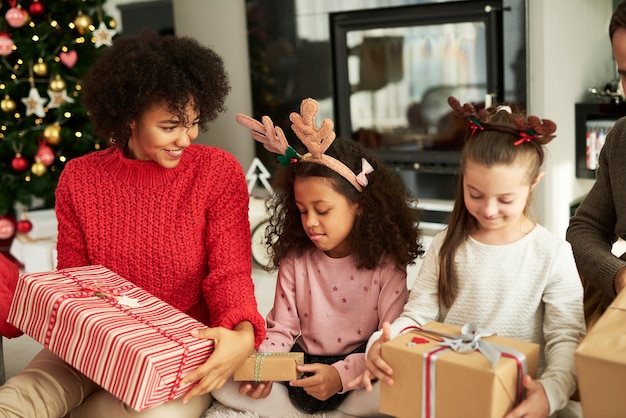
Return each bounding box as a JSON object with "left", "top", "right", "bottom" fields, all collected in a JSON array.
[{"left": 7, "top": 265, "right": 214, "bottom": 411}]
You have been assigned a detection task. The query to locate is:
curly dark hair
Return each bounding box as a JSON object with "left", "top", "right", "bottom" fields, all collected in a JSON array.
[
  {"left": 81, "top": 29, "right": 230, "bottom": 148},
  {"left": 265, "top": 137, "right": 423, "bottom": 272}
]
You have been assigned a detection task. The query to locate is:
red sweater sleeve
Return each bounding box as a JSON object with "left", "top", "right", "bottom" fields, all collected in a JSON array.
[
  {"left": 0, "top": 253, "right": 23, "bottom": 338},
  {"left": 202, "top": 154, "right": 266, "bottom": 347}
]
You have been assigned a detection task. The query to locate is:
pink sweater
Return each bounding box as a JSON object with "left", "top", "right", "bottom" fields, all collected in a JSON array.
[
  {"left": 55, "top": 145, "right": 265, "bottom": 347},
  {"left": 260, "top": 249, "right": 408, "bottom": 391}
]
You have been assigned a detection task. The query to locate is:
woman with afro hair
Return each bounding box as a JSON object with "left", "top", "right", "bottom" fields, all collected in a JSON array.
[{"left": 0, "top": 30, "right": 265, "bottom": 417}]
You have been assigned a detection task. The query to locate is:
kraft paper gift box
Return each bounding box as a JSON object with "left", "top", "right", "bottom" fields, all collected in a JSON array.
[
  {"left": 7, "top": 265, "right": 214, "bottom": 411},
  {"left": 233, "top": 352, "right": 304, "bottom": 382},
  {"left": 576, "top": 288, "right": 626, "bottom": 418},
  {"left": 379, "top": 321, "right": 539, "bottom": 418}
]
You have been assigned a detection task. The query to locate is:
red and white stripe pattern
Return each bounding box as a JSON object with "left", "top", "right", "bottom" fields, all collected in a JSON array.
[{"left": 8, "top": 265, "right": 215, "bottom": 411}]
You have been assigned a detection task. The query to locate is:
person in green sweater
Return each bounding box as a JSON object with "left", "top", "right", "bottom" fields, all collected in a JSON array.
[
  {"left": 567, "top": 2, "right": 626, "bottom": 328},
  {"left": 0, "top": 30, "right": 265, "bottom": 417}
]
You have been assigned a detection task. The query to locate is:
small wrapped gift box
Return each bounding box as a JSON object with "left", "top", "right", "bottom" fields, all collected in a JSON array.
[
  {"left": 7, "top": 265, "right": 214, "bottom": 411},
  {"left": 380, "top": 321, "right": 539, "bottom": 418},
  {"left": 23, "top": 208, "right": 58, "bottom": 239},
  {"left": 233, "top": 352, "right": 304, "bottom": 382},
  {"left": 10, "top": 234, "right": 57, "bottom": 273},
  {"left": 576, "top": 288, "right": 626, "bottom": 417}
]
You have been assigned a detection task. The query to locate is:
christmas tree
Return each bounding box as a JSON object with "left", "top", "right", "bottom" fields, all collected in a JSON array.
[{"left": 0, "top": 0, "right": 116, "bottom": 238}]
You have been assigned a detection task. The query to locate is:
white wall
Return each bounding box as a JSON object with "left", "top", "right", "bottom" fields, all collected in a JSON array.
[
  {"left": 172, "top": 0, "right": 255, "bottom": 169},
  {"left": 528, "top": 0, "right": 615, "bottom": 236}
]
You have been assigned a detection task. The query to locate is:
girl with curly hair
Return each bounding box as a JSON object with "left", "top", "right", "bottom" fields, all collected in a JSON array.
[
  {"left": 211, "top": 98, "right": 423, "bottom": 417},
  {"left": 0, "top": 30, "right": 266, "bottom": 417},
  {"left": 353, "top": 97, "right": 586, "bottom": 418}
]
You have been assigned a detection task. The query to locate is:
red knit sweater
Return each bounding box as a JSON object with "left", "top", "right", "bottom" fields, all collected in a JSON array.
[{"left": 55, "top": 145, "right": 265, "bottom": 347}]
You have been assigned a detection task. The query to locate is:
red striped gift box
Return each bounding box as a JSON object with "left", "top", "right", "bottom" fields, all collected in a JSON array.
[{"left": 7, "top": 265, "right": 214, "bottom": 411}]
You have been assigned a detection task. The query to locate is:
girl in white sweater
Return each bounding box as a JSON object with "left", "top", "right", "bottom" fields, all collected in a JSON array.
[{"left": 352, "top": 97, "right": 585, "bottom": 418}]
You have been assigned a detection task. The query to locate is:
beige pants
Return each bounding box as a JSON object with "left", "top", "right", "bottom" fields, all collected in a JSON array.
[{"left": 0, "top": 349, "right": 212, "bottom": 418}]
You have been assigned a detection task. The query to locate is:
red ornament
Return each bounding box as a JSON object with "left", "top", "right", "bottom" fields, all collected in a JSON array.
[
  {"left": 29, "top": 0, "right": 45, "bottom": 17},
  {"left": 0, "top": 33, "right": 14, "bottom": 57},
  {"left": 36, "top": 142, "right": 55, "bottom": 166},
  {"left": 5, "top": 7, "right": 27, "bottom": 28},
  {"left": 17, "top": 219, "right": 33, "bottom": 234},
  {"left": 0, "top": 215, "right": 16, "bottom": 240},
  {"left": 11, "top": 153, "right": 28, "bottom": 172}
]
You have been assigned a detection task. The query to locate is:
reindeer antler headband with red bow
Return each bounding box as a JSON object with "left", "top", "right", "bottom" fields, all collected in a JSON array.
[
  {"left": 236, "top": 98, "right": 374, "bottom": 192},
  {"left": 448, "top": 96, "right": 557, "bottom": 144},
  {"left": 447, "top": 96, "right": 557, "bottom": 164}
]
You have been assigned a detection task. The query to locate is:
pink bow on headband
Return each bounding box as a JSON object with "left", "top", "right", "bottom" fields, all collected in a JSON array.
[{"left": 356, "top": 158, "right": 374, "bottom": 187}]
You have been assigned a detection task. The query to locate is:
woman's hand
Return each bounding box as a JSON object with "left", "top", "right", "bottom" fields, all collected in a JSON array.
[
  {"left": 289, "top": 363, "right": 342, "bottom": 401},
  {"left": 181, "top": 321, "right": 255, "bottom": 403},
  {"left": 502, "top": 375, "right": 550, "bottom": 418}
]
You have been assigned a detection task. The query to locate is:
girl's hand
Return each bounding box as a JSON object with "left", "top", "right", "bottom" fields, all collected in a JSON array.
[
  {"left": 502, "top": 375, "right": 550, "bottom": 418},
  {"left": 358, "top": 322, "right": 395, "bottom": 391},
  {"left": 180, "top": 321, "right": 255, "bottom": 403},
  {"left": 289, "top": 363, "right": 342, "bottom": 401},
  {"left": 238, "top": 381, "right": 274, "bottom": 399}
]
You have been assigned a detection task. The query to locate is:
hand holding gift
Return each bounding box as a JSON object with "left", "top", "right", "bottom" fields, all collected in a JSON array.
[
  {"left": 347, "top": 321, "right": 394, "bottom": 391},
  {"left": 233, "top": 352, "right": 304, "bottom": 399},
  {"left": 181, "top": 321, "right": 256, "bottom": 403}
]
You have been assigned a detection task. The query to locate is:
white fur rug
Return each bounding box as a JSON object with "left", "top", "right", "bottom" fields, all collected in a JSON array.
[{"left": 201, "top": 401, "right": 348, "bottom": 418}]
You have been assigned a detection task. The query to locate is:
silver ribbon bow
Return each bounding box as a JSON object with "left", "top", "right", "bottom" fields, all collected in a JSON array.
[{"left": 438, "top": 322, "right": 501, "bottom": 367}]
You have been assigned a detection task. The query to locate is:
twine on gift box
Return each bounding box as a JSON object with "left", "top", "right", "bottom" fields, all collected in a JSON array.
[
  {"left": 49, "top": 269, "right": 195, "bottom": 402},
  {"left": 251, "top": 352, "right": 304, "bottom": 382}
]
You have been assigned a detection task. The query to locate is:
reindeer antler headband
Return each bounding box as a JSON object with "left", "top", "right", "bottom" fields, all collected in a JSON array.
[
  {"left": 236, "top": 98, "right": 373, "bottom": 192},
  {"left": 448, "top": 96, "right": 557, "bottom": 143},
  {"left": 447, "top": 96, "right": 556, "bottom": 164}
]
